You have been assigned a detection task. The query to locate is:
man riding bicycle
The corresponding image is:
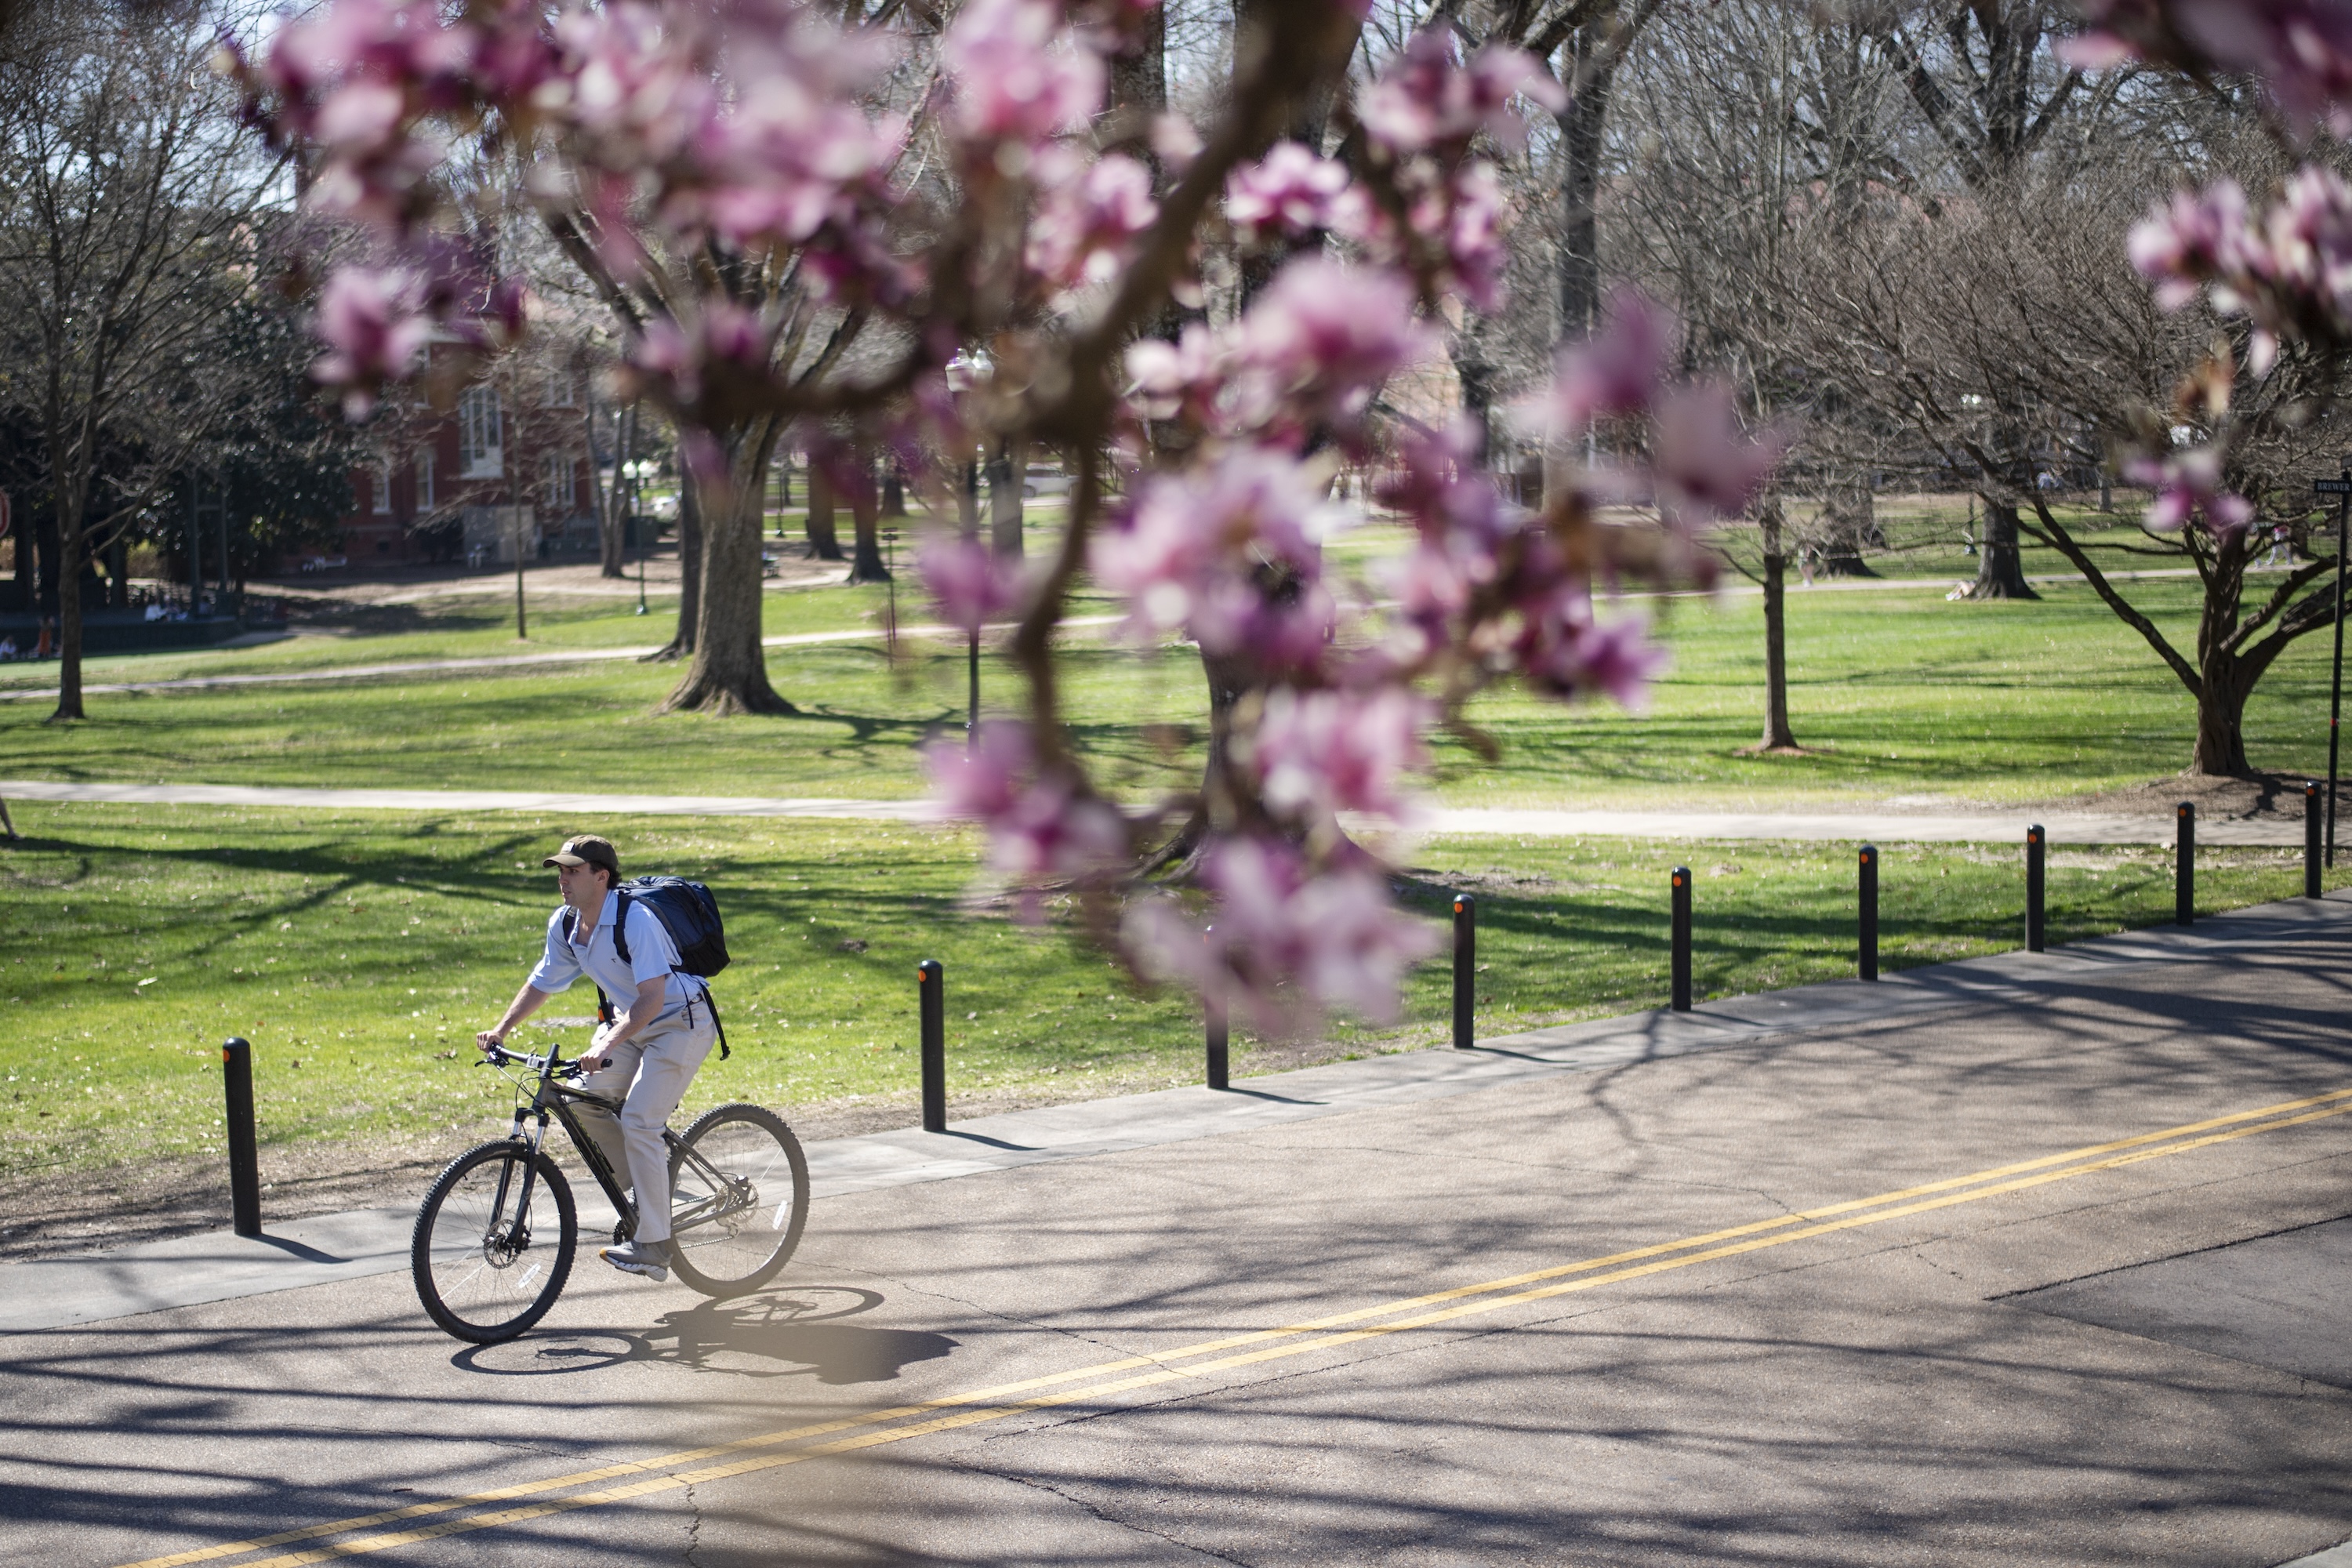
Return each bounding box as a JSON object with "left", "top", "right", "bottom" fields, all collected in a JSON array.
[{"left": 477, "top": 834, "right": 715, "bottom": 1283}]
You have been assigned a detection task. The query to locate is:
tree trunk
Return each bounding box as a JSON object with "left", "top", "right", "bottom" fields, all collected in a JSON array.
[
  {"left": 646, "top": 483, "right": 701, "bottom": 661},
  {"left": 1555, "top": 21, "right": 1621, "bottom": 343},
  {"left": 50, "top": 501, "right": 85, "bottom": 722},
  {"left": 1756, "top": 497, "right": 1798, "bottom": 750},
  {"left": 106, "top": 537, "right": 128, "bottom": 609},
  {"left": 590, "top": 401, "right": 633, "bottom": 579},
  {"left": 1966, "top": 499, "right": 2038, "bottom": 599},
  {"left": 659, "top": 432, "right": 795, "bottom": 715},
  {"left": 804, "top": 466, "right": 843, "bottom": 560},
  {"left": 2189, "top": 668, "right": 2252, "bottom": 775},
  {"left": 1149, "top": 644, "right": 1254, "bottom": 878},
  {"left": 847, "top": 458, "right": 890, "bottom": 583},
  {"left": 987, "top": 437, "right": 1025, "bottom": 559}
]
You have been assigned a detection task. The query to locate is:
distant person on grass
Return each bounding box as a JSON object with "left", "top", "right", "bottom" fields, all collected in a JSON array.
[{"left": 476, "top": 834, "right": 716, "bottom": 1283}]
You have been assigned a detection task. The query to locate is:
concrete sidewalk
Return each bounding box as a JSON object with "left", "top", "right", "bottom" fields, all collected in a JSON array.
[
  {"left": 0, "top": 776, "right": 2310, "bottom": 843},
  {"left": 9, "top": 891, "right": 2341, "bottom": 1337}
]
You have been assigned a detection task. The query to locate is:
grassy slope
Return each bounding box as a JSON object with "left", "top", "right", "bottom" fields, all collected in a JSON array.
[{"left": 3, "top": 802, "right": 2337, "bottom": 1184}]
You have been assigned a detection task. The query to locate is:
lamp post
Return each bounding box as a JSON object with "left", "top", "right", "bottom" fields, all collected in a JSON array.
[
  {"left": 2313, "top": 463, "right": 2352, "bottom": 864},
  {"left": 945, "top": 350, "right": 991, "bottom": 752},
  {"left": 625, "top": 459, "right": 654, "bottom": 615}
]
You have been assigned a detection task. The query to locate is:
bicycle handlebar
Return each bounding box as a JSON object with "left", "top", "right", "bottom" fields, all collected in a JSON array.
[{"left": 478, "top": 1044, "right": 586, "bottom": 1081}]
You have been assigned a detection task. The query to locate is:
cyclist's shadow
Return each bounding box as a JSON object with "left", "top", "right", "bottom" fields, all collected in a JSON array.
[{"left": 633, "top": 1288, "right": 959, "bottom": 1385}]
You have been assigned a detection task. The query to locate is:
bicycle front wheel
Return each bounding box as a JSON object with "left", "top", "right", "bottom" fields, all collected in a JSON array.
[
  {"left": 666, "top": 1104, "right": 809, "bottom": 1298},
  {"left": 412, "top": 1141, "right": 577, "bottom": 1344}
]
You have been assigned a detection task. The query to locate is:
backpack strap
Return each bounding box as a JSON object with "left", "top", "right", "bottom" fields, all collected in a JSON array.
[{"left": 589, "top": 887, "right": 729, "bottom": 1060}]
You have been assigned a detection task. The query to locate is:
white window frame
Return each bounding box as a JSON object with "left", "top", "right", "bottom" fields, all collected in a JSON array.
[
  {"left": 544, "top": 368, "right": 576, "bottom": 408},
  {"left": 415, "top": 450, "right": 435, "bottom": 513},
  {"left": 540, "top": 451, "right": 576, "bottom": 513},
  {"left": 370, "top": 465, "right": 392, "bottom": 514},
  {"left": 458, "top": 387, "right": 503, "bottom": 479}
]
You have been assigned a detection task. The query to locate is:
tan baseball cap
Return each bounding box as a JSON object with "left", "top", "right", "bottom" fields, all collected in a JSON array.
[{"left": 543, "top": 834, "right": 620, "bottom": 877}]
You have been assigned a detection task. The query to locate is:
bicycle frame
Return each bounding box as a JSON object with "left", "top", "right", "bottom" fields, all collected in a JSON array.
[{"left": 483, "top": 1045, "right": 753, "bottom": 1243}]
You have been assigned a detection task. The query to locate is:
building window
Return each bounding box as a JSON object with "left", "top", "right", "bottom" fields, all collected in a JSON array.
[
  {"left": 370, "top": 465, "right": 392, "bottom": 514},
  {"left": 540, "top": 451, "right": 576, "bottom": 513},
  {"left": 458, "top": 386, "right": 503, "bottom": 479},
  {"left": 416, "top": 450, "right": 435, "bottom": 513},
  {"left": 544, "top": 368, "right": 576, "bottom": 408}
]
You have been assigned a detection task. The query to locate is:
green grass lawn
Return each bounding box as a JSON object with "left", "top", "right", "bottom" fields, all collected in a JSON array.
[
  {"left": 3, "top": 802, "right": 2337, "bottom": 1187},
  {"left": 0, "top": 568, "right": 2330, "bottom": 808}
]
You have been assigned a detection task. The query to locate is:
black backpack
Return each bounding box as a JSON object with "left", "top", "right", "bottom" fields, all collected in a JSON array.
[{"left": 564, "top": 877, "right": 733, "bottom": 1058}]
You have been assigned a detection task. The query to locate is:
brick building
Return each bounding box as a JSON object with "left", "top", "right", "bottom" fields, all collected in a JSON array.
[{"left": 338, "top": 354, "right": 596, "bottom": 564}]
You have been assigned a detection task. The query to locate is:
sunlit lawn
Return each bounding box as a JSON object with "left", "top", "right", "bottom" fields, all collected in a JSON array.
[{"left": 3, "top": 803, "right": 2337, "bottom": 1184}]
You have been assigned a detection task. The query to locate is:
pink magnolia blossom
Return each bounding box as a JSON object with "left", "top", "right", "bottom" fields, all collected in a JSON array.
[
  {"left": 1189, "top": 574, "right": 1340, "bottom": 669},
  {"left": 939, "top": 0, "right": 1105, "bottom": 147},
  {"left": 1027, "top": 154, "right": 1159, "bottom": 290},
  {"left": 2125, "top": 445, "right": 2256, "bottom": 538},
  {"left": 1539, "top": 289, "right": 1673, "bottom": 434},
  {"left": 1123, "top": 321, "right": 1220, "bottom": 423},
  {"left": 310, "top": 266, "right": 434, "bottom": 419},
  {"left": 1248, "top": 687, "right": 1428, "bottom": 820},
  {"left": 2129, "top": 180, "right": 2256, "bottom": 310},
  {"left": 1650, "top": 384, "right": 1784, "bottom": 524},
  {"left": 1358, "top": 31, "right": 1564, "bottom": 155},
  {"left": 1229, "top": 258, "right": 1434, "bottom": 435},
  {"left": 2072, "top": 0, "right": 2352, "bottom": 139},
  {"left": 924, "top": 722, "right": 1128, "bottom": 895},
  {"left": 1091, "top": 447, "right": 1343, "bottom": 633},
  {"left": 1224, "top": 141, "right": 1353, "bottom": 242},
  {"left": 916, "top": 532, "right": 1025, "bottom": 631},
  {"left": 1128, "top": 837, "right": 1440, "bottom": 1033},
  {"left": 626, "top": 299, "right": 773, "bottom": 403},
  {"left": 1437, "top": 161, "right": 1509, "bottom": 308},
  {"left": 1515, "top": 594, "right": 1670, "bottom": 710}
]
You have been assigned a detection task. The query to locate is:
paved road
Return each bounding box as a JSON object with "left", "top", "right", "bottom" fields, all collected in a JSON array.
[
  {"left": 0, "top": 777, "right": 2310, "bottom": 844},
  {"left": 8, "top": 898, "right": 2352, "bottom": 1566}
]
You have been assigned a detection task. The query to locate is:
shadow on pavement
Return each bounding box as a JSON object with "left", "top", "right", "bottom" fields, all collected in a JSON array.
[{"left": 448, "top": 1283, "right": 958, "bottom": 1385}]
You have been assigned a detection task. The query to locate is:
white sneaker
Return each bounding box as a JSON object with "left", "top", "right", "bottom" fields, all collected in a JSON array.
[{"left": 601, "top": 1239, "right": 670, "bottom": 1281}]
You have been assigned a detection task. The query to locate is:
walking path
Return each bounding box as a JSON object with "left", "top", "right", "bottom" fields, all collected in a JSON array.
[
  {"left": 5, "top": 893, "right": 2339, "bottom": 1334},
  {"left": 0, "top": 778, "right": 2309, "bottom": 844},
  {"left": 0, "top": 614, "right": 1123, "bottom": 702}
]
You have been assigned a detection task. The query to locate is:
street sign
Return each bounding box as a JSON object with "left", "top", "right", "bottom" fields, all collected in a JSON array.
[{"left": 2317, "top": 477, "right": 2352, "bottom": 495}]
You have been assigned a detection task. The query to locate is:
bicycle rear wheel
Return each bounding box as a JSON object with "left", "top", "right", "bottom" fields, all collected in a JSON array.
[
  {"left": 412, "top": 1141, "right": 577, "bottom": 1343},
  {"left": 666, "top": 1104, "right": 808, "bottom": 1298}
]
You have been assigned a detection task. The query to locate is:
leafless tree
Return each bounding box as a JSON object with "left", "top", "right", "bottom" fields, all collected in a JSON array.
[
  {"left": 1610, "top": 0, "right": 2352, "bottom": 775},
  {"left": 0, "top": 0, "right": 286, "bottom": 720}
]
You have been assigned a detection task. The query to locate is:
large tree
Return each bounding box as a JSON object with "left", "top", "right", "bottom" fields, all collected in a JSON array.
[
  {"left": 0, "top": 0, "right": 285, "bottom": 720},
  {"left": 236, "top": 0, "right": 1777, "bottom": 1030}
]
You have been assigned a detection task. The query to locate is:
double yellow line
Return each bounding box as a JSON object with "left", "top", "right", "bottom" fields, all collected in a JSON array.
[{"left": 125, "top": 1083, "right": 2352, "bottom": 1568}]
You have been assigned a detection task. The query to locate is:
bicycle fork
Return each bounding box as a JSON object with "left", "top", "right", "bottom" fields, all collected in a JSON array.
[{"left": 489, "top": 1106, "right": 553, "bottom": 1255}]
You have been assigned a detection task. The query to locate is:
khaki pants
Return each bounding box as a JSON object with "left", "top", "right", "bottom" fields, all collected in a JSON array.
[{"left": 572, "top": 1008, "right": 715, "bottom": 1244}]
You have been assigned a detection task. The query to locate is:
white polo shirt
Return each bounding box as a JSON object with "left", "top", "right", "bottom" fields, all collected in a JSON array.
[{"left": 527, "top": 893, "right": 704, "bottom": 1025}]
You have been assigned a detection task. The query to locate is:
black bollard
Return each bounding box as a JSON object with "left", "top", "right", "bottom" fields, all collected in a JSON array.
[
  {"left": 222, "top": 1036, "right": 260, "bottom": 1238},
  {"left": 2176, "top": 801, "right": 2196, "bottom": 926},
  {"left": 2026, "top": 825, "right": 2046, "bottom": 953},
  {"left": 1858, "top": 844, "right": 1879, "bottom": 982},
  {"left": 2309, "top": 782, "right": 2325, "bottom": 899},
  {"left": 916, "top": 960, "right": 945, "bottom": 1132},
  {"left": 1670, "top": 867, "right": 1693, "bottom": 1012},
  {"left": 1452, "top": 895, "right": 1475, "bottom": 1050},
  {"left": 1205, "top": 926, "right": 1229, "bottom": 1090}
]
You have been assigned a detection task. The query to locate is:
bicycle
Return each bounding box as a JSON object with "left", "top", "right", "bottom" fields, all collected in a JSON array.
[{"left": 411, "top": 1041, "right": 811, "bottom": 1344}]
